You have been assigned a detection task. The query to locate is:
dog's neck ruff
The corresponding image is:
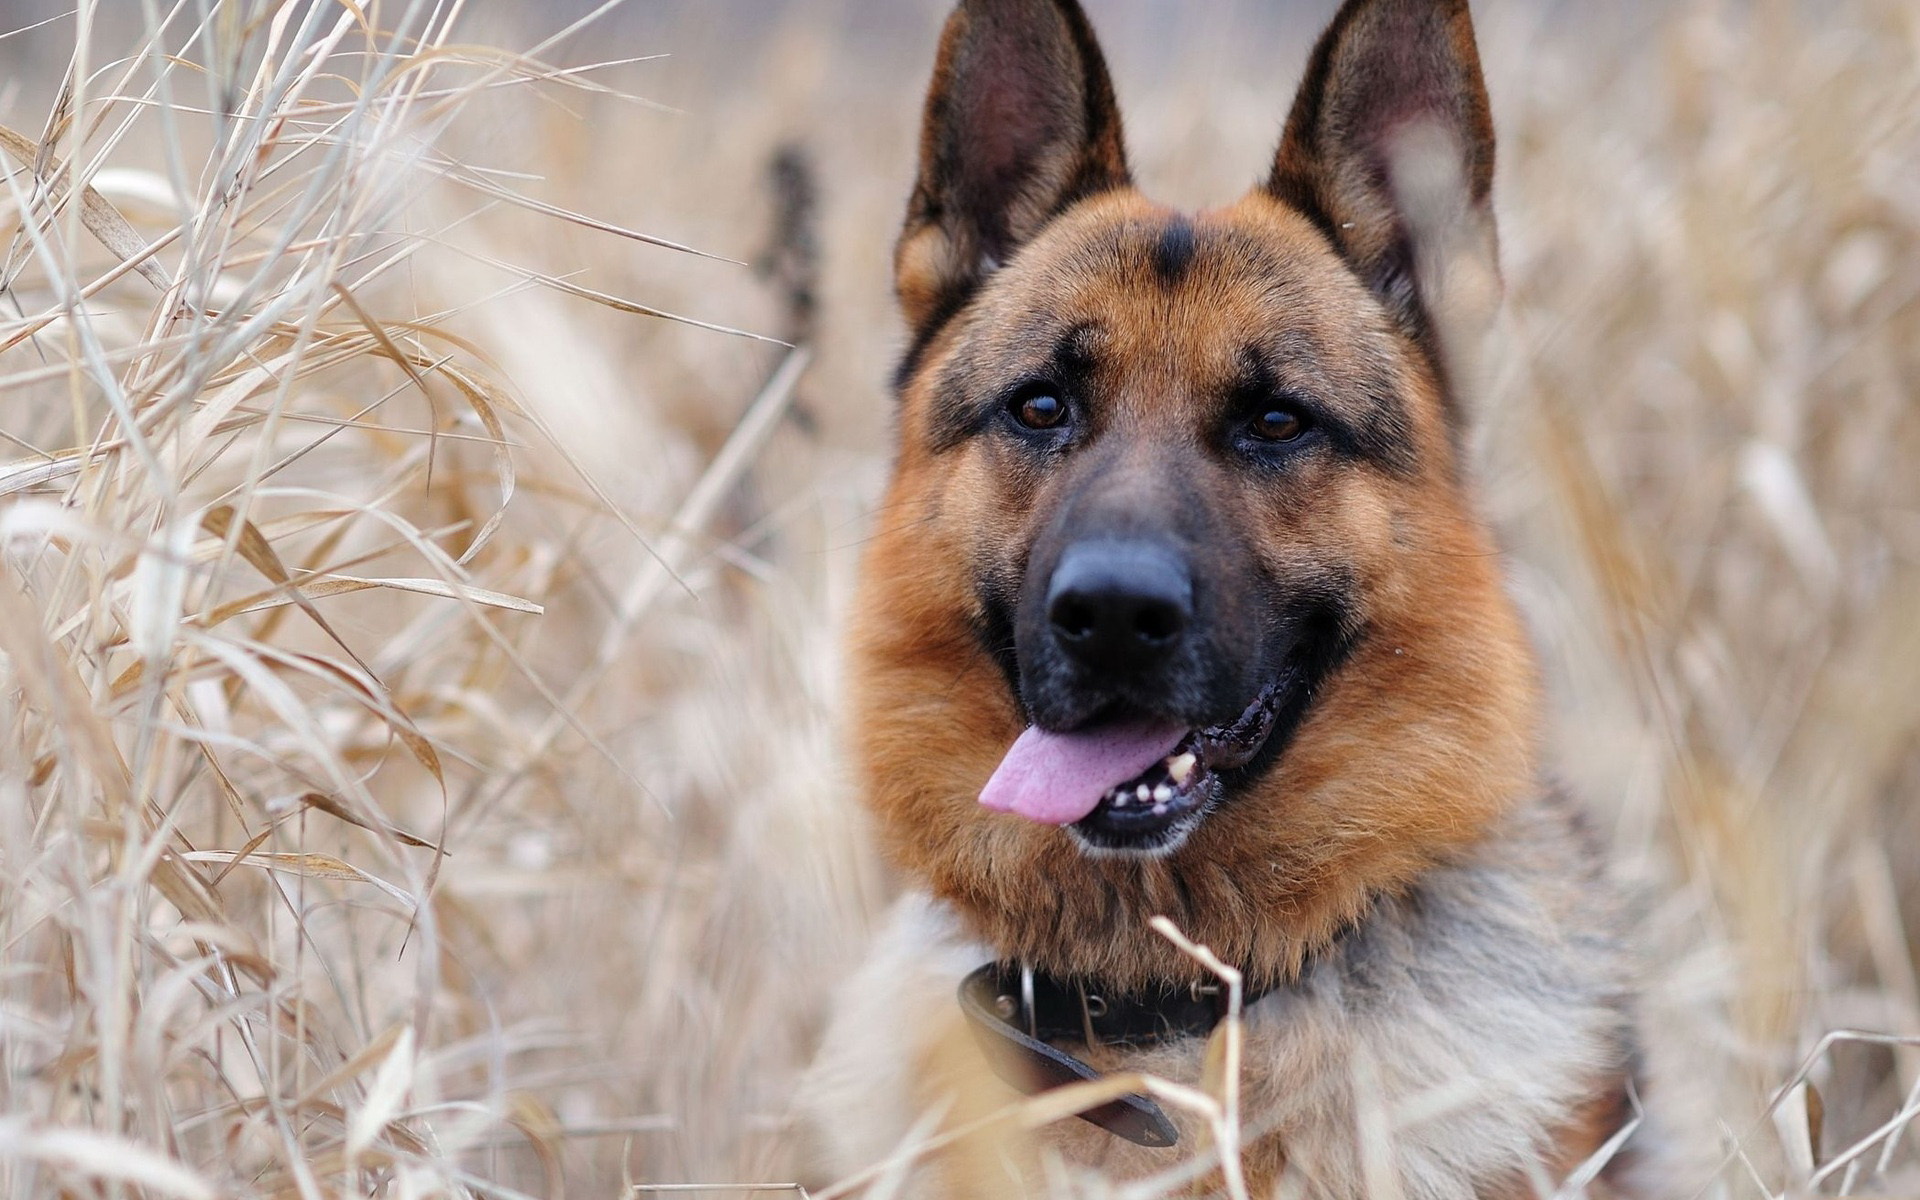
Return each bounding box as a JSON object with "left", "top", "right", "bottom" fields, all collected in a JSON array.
[{"left": 957, "top": 961, "right": 1272, "bottom": 1148}]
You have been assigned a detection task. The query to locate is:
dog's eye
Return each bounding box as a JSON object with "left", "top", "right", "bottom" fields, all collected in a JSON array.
[
  {"left": 1010, "top": 389, "right": 1069, "bottom": 431},
  {"left": 1248, "top": 407, "right": 1308, "bottom": 443}
]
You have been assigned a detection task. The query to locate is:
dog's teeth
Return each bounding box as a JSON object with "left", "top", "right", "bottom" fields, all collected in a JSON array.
[
  {"left": 1152, "top": 803, "right": 1169, "bottom": 817},
  {"left": 1168, "top": 753, "right": 1197, "bottom": 785},
  {"left": 1136, "top": 784, "right": 1152, "bottom": 802},
  {"left": 1153, "top": 784, "right": 1173, "bottom": 803}
]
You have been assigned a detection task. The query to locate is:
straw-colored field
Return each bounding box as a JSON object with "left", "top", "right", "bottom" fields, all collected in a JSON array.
[{"left": 0, "top": 0, "right": 1916, "bottom": 1195}]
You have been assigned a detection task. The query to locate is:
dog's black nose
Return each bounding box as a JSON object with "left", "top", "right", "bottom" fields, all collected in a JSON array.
[{"left": 1046, "top": 540, "right": 1193, "bottom": 673}]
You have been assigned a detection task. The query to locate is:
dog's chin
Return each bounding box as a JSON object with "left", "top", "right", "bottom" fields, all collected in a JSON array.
[{"left": 1052, "top": 674, "right": 1295, "bottom": 858}]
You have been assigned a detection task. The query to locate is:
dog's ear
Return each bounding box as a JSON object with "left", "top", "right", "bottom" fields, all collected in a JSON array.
[
  {"left": 1269, "top": 0, "right": 1499, "bottom": 350},
  {"left": 897, "top": 0, "right": 1130, "bottom": 339}
]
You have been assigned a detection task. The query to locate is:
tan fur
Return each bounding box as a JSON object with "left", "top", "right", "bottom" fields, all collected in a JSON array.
[{"left": 805, "top": 0, "right": 1668, "bottom": 1194}]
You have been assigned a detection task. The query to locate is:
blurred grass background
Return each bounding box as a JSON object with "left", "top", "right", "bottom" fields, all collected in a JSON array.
[{"left": 0, "top": 0, "right": 1915, "bottom": 1195}]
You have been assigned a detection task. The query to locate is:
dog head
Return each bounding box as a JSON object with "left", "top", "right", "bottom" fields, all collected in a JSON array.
[{"left": 850, "top": 0, "right": 1540, "bottom": 988}]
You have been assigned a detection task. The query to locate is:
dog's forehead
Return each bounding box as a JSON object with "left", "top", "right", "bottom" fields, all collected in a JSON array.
[
  {"left": 904, "top": 188, "right": 1431, "bottom": 464},
  {"left": 967, "top": 191, "right": 1392, "bottom": 378}
]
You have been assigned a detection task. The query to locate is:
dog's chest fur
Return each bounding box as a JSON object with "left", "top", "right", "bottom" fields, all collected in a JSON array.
[{"left": 803, "top": 794, "right": 1654, "bottom": 1197}]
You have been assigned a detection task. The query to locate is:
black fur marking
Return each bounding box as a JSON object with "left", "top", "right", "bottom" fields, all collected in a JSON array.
[
  {"left": 1346, "top": 388, "right": 1419, "bottom": 476},
  {"left": 1151, "top": 217, "right": 1197, "bottom": 286},
  {"left": 1046, "top": 323, "right": 1102, "bottom": 397},
  {"left": 975, "top": 579, "right": 1025, "bottom": 717},
  {"left": 895, "top": 273, "right": 979, "bottom": 399}
]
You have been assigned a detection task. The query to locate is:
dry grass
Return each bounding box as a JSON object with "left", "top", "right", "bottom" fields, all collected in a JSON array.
[{"left": 0, "top": 0, "right": 1916, "bottom": 1196}]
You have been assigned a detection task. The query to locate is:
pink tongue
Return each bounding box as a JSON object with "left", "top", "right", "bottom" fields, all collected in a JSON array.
[{"left": 979, "top": 719, "right": 1188, "bottom": 826}]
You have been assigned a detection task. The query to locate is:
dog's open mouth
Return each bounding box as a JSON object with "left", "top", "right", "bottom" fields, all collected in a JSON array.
[{"left": 979, "top": 679, "right": 1288, "bottom": 852}]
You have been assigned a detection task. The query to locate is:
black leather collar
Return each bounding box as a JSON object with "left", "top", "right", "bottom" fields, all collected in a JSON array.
[{"left": 957, "top": 961, "right": 1263, "bottom": 1148}]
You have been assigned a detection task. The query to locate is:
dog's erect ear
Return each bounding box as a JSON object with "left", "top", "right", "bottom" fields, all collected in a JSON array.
[
  {"left": 897, "top": 0, "right": 1130, "bottom": 339},
  {"left": 1269, "top": 0, "right": 1499, "bottom": 352}
]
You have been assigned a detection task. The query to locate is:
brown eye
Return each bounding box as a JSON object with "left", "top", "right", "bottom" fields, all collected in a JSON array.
[
  {"left": 1250, "top": 407, "right": 1306, "bottom": 442},
  {"left": 1012, "top": 391, "right": 1068, "bottom": 431}
]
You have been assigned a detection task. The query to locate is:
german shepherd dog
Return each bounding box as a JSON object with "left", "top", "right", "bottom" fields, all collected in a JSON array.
[{"left": 804, "top": 0, "right": 1671, "bottom": 1194}]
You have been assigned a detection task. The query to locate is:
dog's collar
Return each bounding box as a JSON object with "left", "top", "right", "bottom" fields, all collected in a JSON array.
[{"left": 957, "top": 961, "right": 1269, "bottom": 1148}]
